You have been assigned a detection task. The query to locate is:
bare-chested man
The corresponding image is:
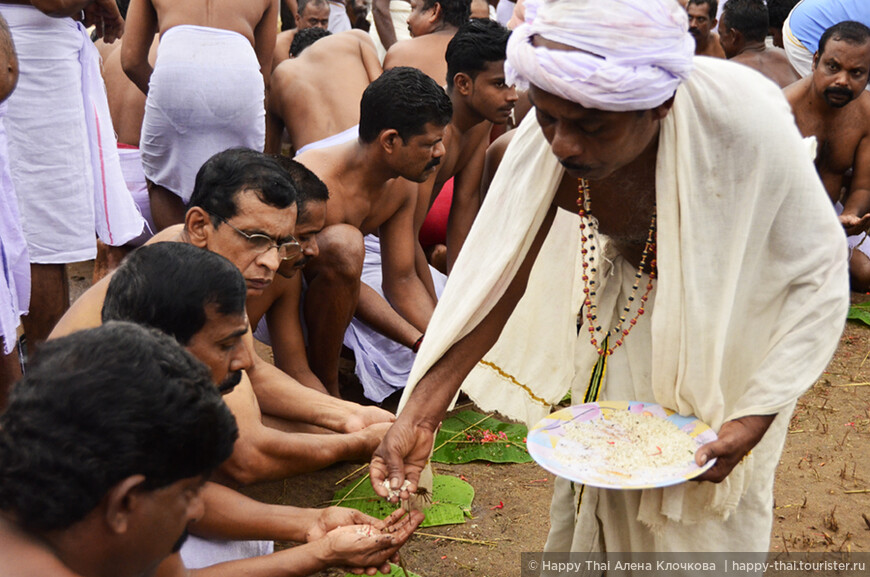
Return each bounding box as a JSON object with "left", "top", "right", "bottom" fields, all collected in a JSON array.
[
  {"left": 272, "top": 0, "right": 330, "bottom": 71},
  {"left": 267, "top": 29, "right": 381, "bottom": 157},
  {"left": 122, "top": 0, "right": 278, "bottom": 230},
  {"left": 687, "top": 0, "right": 726, "bottom": 58},
  {"left": 297, "top": 67, "right": 452, "bottom": 399},
  {"left": 718, "top": 0, "right": 799, "bottom": 88},
  {"left": 51, "top": 149, "right": 393, "bottom": 485},
  {"left": 785, "top": 21, "right": 870, "bottom": 290},
  {"left": 383, "top": 0, "right": 471, "bottom": 84},
  {"left": 415, "top": 19, "right": 516, "bottom": 271}
]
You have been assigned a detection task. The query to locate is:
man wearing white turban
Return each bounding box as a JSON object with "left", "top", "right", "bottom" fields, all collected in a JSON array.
[{"left": 369, "top": 0, "right": 848, "bottom": 557}]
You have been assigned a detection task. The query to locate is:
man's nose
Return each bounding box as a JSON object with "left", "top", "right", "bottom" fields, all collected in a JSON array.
[
  {"left": 506, "top": 85, "right": 519, "bottom": 103},
  {"left": 258, "top": 246, "right": 282, "bottom": 271},
  {"left": 232, "top": 342, "right": 253, "bottom": 372},
  {"left": 550, "top": 124, "right": 583, "bottom": 160},
  {"left": 433, "top": 140, "right": 446, "bottom": 158}
]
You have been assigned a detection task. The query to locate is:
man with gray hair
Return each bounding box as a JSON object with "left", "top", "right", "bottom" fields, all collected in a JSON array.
[{"left": 370, "top": 0, "right": 848, "bottom": 555}]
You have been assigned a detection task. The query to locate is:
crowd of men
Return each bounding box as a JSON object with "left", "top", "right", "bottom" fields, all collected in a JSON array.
[{"left": 0, "top": 0, "right": 869, "bottom": 575}]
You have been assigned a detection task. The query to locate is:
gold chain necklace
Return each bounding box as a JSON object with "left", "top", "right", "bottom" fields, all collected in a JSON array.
[{"left": 577, "top": 178, "right": 657, "bottom": 357}]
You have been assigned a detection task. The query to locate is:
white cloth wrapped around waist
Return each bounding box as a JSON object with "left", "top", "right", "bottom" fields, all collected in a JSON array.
[
  {"left": 117, "top": 145, "right": 155, "bottom": 246},
  {"left": 180, "top": 534, "right": 273, "bottom": 569},
  {"left": 140, "top": 25, "right": 265, "bottom": 202},
  {"left": 295, "top": 125, "right": 359, "bottom": 157},
  {"left": 343, "top": 234, "right": 446, "bottom": 403},
  {"left": 0, "top": 100, "right": 28, "bottom": 354},
  {"left": 0, "top": 4, "right": 145, "bottom": 263}
]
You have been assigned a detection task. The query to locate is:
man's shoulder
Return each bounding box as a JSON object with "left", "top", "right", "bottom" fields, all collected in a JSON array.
[{"left": 0, "top": 521, "right": 80, "bottom": 577}]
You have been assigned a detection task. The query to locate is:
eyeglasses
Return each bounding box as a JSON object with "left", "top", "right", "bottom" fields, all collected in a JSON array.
[{"left": 208, "top": 212, "right": 302, "bottom": 261}]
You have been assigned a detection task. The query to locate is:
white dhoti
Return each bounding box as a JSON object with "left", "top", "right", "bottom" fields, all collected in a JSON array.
[
  {"left": 141, "top": 25, "right": 266, "bottom": 202},
  {"left": 180, "top": 535, "right": 273, "bottom": 569},
  {"left": 295, "top": 125, "right": 359, "bottom": 157},
  {"left": 328, "top": 0, "right": 352, "bottom": 33},
  {"left": 401, "top": 58, "right": 849, "bottom": 556},
  {"left": 117, "top": 145, "right": 155, "bottom": 246},
  {"left": 367, "top": 0, "right": 412, "bottom": 63},
  {"left": 344, "top": 234, "right": 446, "bottom": 403},
  {"left": 0, "top": 102, "right": 28, "bottom": 354},
  {"left": 0, "top": 4, "right": 145, "bottom": 263}
]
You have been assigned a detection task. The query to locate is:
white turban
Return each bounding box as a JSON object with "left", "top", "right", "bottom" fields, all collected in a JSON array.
[{"left": 506, "top": 0, "right": 696, "bottom": 111}]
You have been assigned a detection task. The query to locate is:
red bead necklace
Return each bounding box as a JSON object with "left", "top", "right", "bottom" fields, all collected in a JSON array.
[{"left": 577, "top": 178, "right": 657, "bottom": 357}]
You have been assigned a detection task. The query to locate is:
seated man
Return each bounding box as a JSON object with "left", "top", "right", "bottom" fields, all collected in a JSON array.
[
  {"left": 687, "top": 0, "right": 726, "bottom": 58},
  {"left": 267, "top": 28, "right": 381, "bottom": 157},
  {"left": 0, "top": 321, "right": 238, "bottom": 577},
  {"left": 51, "top": 149, "right": 393, "bottom": 485},
  {"left": 785, "top": 21, "right": 870, "bottom": 291},
  {"left": 384, "top": 0, "right": 471, "bottom": 84},
  {"left": 272, "top": 0, "right": 331, "bottom": 71},
  {"left": 101, "top": 243, "right": 422, "bottom": 576},
  {"left": 298, "top": 67, "right": 452, "bottom": 400},
  {"left": 719, "top": 0, "right": 799, "bottom": 88}
]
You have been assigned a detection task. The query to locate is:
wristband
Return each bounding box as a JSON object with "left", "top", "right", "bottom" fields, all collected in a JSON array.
[{"left": 412, "top": 335, "right": 424, "bottom": 353}]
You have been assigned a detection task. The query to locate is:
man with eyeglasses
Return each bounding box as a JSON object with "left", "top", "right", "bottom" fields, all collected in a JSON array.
[{"left": 51, "top": 148, "right": 395, "bottom": 486}]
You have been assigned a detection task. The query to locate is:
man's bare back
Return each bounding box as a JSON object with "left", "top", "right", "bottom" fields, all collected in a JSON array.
[
  {"left": 267, "top": 31, "right": 381, "bottom": 155},
  {"left": 785, "top": 77, "right": 870, "bottom": 203},
  {"left": 384, "top": 30, "right": 454, "bottom": 85},
  {"left": 143, "top": 0, "right": 273, "bottom": 46},
  {"left": 732, "top": 46, "right": 799, "bottom": 88}
]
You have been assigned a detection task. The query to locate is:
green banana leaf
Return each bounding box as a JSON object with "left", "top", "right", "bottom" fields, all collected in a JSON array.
[
  {"left": 848, "top": 302, "right": 870, "bottom": 326},
  {"left": 432, "top": 410, "right": 531, "bottom": 464},
  {"left": 332, "top": 475, "right": 474, "bottom": 528},
  {"left": 343, "top": 563, "right": 421, "bottom": 577}
]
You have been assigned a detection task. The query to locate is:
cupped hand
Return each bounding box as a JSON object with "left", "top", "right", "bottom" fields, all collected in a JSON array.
[
  {"left": 344, "top": 405, "right": 396, "bottom": 433},
  {"left": 323, "top": 509, "right": 424, "bottom": 573},
  {"left": 840, "top": 212, "right": 870, "bottom": 236},
  {"left": 306, "top": 507, "right": 383, "bottom": 542}
]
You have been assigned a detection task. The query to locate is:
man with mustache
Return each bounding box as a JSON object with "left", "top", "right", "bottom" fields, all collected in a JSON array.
[
  {"left": 51, "top": 149, "right": 394, "bottom": 484},
  {"left": 785, "top": 21, "right": 870, "bottom": 291},
  {"left": 0, "top": 322, "right": 238, "bottom": 577},
  {"left": 100, "top": 243, "right": 423, "bottom": 576},
  {"left": 297, "top": 66, "right": 452, "bottom": 399},
  {"left": 343, "top": 19, "right": 517, "bottom": 403},
  {"left": 686, "top": 0, "right": 726, "bottom": 57}
]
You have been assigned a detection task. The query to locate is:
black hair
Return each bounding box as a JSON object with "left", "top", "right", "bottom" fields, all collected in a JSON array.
[
  {"left": 271, "top": 155, "right": 329, "bottom": 220},
  {"left": 767, "top": 0, "right": 799, "bottom": 31},
  {"left": 187, "top": 148, "right": 297, "bottom": 228},
  {"left": 0, "top": 322, "right": 238, "bottom": 532},
  {"left": 688, "top": 0, "right": 717, "bottom": 20},
  {"left": 721, "top": 0, "right": 769, "bottom": 43},
  {"left": 297, "top": 0, "right": 328, "bottom": 14},
  {"left": 818, "top": 21, "right": 870, "bottom": 57},
  {"left": 422, "top": 0, "right": 471, "bottom": 28},
  {"left": 101, "top": 243, "right": 247, "bottom": 345},
  {"left": 359, "top": 67, "right": 453, "bottom": 143},
  {"left": 290, "top": 27, "right": 332, "bottom": 57},
  {"left": 446, "top": 18, "right": 510, "bottom": 89}
]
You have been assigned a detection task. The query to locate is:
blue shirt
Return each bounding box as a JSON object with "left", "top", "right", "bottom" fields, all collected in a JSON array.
[{"left": 789, "top": 0, "right": 870, "bottom": 54}]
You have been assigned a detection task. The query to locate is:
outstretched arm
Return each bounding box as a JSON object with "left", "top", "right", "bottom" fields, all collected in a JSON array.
[
  {"left": 839, "top": 134, "right": 870, "bottom": 235},
  {"left": 121, "top": 0, "right": 159, "bottom": 95},
  {"left": 380, "top": 188, "right": 437, "bottom": 332},
  {"left": 371, "top": 198, "right": 559, "bottom": 498},
  {"left": 371, "top": 0, "right": 398, "bottom": 51}
]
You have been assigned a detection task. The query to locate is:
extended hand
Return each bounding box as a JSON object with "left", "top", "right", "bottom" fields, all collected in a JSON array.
[
  {"left": 323, "top": 509, "right": 424, "bottom": 575},
  {"left": 840, "top": 212, "right": 870, "bottom": 236},
  {"left": 344, "top": 405, "right": 396, "bottom": 433},
  {"left": 370, "top": 415, "right": 436, "bottom": 501},
  {"left": 693, "top": 414, "right": 775, "bottom": 483},
  {"left": 306, "top": 507, "right": 383, "bottom": 542}
]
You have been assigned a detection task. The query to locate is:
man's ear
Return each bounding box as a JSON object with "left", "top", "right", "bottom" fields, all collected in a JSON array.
[
  {"left": 378, "top": 129, "right": 402, "bottom": 154},
  {"left": 103, "top": 474, "right": 147, "bottom": 535},
  {"left": 812, "top": 51, "right": 820, "bottom": 70},
  {"left": 453, "top": 72, "right": 473, "bottom": 96},
  {"left": 652, "top": 95, "right": 676, "bottom": 120},
  {"left": 428, "top": 2, "right": 443, "bottom": 25},
  {"left": 185, "top": 207, "right": 211, "bottom": 248}
]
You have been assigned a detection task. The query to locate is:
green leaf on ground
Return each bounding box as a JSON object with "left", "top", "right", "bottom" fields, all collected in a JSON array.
[
  {"left": 432, "top": 410, "right": 531, "bottom": 464},
  {"left": 848, "top": 302, "right": 870, "bottom": 326},
  {"left": 332, "top": 474, "right": 474, "bottom": 528},
  {"left": 343, "top": 563, "right": 421, "bottom": 577}
]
